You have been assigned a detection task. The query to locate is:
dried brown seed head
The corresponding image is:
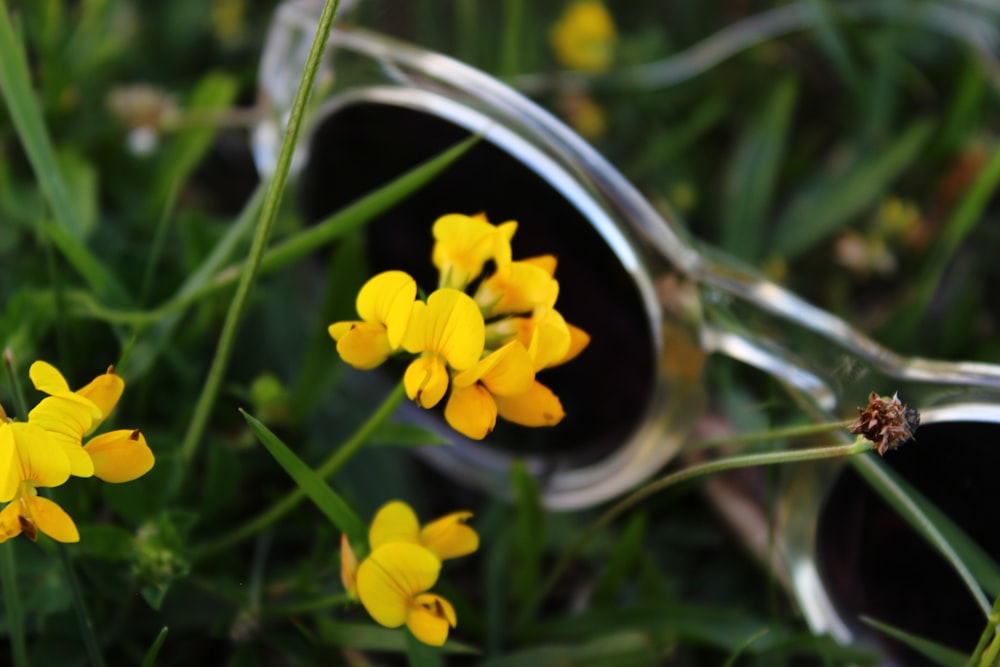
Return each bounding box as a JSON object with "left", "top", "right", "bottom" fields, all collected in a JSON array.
[{"left": 848, "top": 392, "right": 919, "bottom": 456}]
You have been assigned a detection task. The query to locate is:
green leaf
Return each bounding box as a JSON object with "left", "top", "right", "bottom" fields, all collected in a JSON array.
[
  {"left": 770, "top": 119, "right": 933, "bottom": 260},
  {"left": 482, "top": 631, "right": 662, "bottom": 667},
  {"left": 140, "top": 627, "right": 169, "bottom": 667},
  {"left": 241, "top": 409, "right": 367, "bottom": 547},
  {"left": 369, "top": 423, "right": 451, "bottom": 448},
  {"left": 0, "top": 2, "right": 130, "bottom": 304},
  {"left": 861, "top": 616, "right": 966, "bottom": 667},
  {"left": 314, "top": 619, "right": 479, "bottom": 654},
  {"left": 852, "top": 455, "right": 994, "bottom": 615},
  {"left": 512, "top": 460, "right": 544, "bottom": 606},
  {"left": 55, "top": 150, "right": 98, "bottom": 238},
  {"left": 407, "top": 628, "right": 445, "bottom": 667},
  {"left": 722, "top": 627, "right": 770, "bottom": 667},
  {"left": 721, "top": 77, "right": 797, "bottom": 262},
  {"left": 593, "top": 512, "right": 647, "bottom": 604}
]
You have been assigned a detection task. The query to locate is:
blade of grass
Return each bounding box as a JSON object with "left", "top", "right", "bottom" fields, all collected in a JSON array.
[
  {"left": 241, "top": 409, "right": 367, "bottom": 547},
  {"left": 722, "top": 627, "right": 771, "bottom": 667},
  {"left": 197, "top": 382, "right": 405, "bottom": 557},
  {"left": 721, "top": 76, "right": 797, "bottom": 261},
  {"left": 0, "top": 1, "right": 130, "bottom": 304},
  {"left": 406, "top": 629, "right": 444, "bottom": 667},
  {"left": 770, "top": 119, "right": 932, "bottom": 260},
  {"left": 851, "top": 454, "right": 992, "bottom": 617},
  {"left": 178, "top": 0, "right": 341, "bottom": 463},
  {"left": 892, "top": 142, "right": 1000, "bottom": 339},
  {"left": 861, "top": 616, "right": 965, "bottom": 667},
  {"left": 964, "top": 595, "right": 1000, "bottom": 667},
  {"left": 512, "top": 461, "right": 544, "bottom": 607},
  {"left": 140, "top": 627, "right": 169, "bottom": 667},
  {"left": 500, "top": 0, "right": 524, "bottom": 79},
  {"left": 803, "top": 0, "right": 863, "bottom": 94},
  {"left": 0, "top": 544, "right": 30, "bottom": 667}
]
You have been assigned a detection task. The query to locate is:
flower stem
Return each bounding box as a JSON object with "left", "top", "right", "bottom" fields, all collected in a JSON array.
[
  {"left": 0, "top": 543, "right": 30, "bottom": 667},
  {"left": 2, "top": 349, "right": 29, "bottom": 419},
  {"left": 965, "top": 595, "right": 1000, "bottom": 667},
  {"left": 195, "top": 382, "right": 406, "bottom": 557},
  {"left": 686, "top": 419, "right": 852, "bottom": 452},
  {"left": 178, "top": 0, "right": 341, "bottom": 464},
  {"left": 514, "top": 437, "right": 872, "bottom": 630},
  {"left": 54, "top": 540, "right": 107, "bottom": 667}
]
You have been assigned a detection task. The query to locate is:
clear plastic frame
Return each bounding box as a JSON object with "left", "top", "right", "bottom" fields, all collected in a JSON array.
[{"left": 253, "top": 1, "right": 1000, "bottom": 660}]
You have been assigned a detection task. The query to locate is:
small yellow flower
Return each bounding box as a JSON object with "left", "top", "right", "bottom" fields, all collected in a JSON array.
[
  {"left": 352, "top": 501, "right": 477, "bottom": 646},
  {"left": 495, "top": 381, "right": 566, "bottom": 428},
  {"left": 401, "top": 288, "right": 485, "bottom": 408},
  {"left": 30, "top": 360, "right": 125, "bottom": 431},
  {"left": 84, "top": 429, "right": 155, "bottom": 483},
  {"left": 368, "top": 500, "right": 479, "bottom": 560},
  {"left": 329, "top": 271, "right": 418, "bottom": 370},
  {"left": 474, "top": 259, "right": 559, "bottom": 317},
  {"left": 446, "top": 342, "right": 536, "bottom": 440},
  {"left": 432, "top": 213, "right": 517, "bottom": 289},
  {"left": 550, "top": 0, "right": 617, "bottom": 73}
]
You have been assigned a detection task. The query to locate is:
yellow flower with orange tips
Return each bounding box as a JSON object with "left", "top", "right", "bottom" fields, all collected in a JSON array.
[
  {"left": 340, "top": 501, "right": 478, "bottom": 646},
  {"left": 328, "top": 211, "right": 589, "bottom": 441}
]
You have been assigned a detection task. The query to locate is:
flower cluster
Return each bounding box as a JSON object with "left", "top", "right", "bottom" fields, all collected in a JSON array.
[
  {"left": 329, "top": 213, "right": 589, "bottom": 440},
  {"left": 341, "top": 501, "right": 478, "bottom": 646},
  {"left": 0, "top": 361, "right": 155, "bottom": 543}
]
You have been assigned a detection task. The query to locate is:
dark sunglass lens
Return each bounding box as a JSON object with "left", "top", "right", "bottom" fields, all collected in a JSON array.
[
  {"left": 300, "top": 101, "right": 655, "bottom": 463},
  {"left": 816, "top": 420, "right": 1000, "bottom": 664}
]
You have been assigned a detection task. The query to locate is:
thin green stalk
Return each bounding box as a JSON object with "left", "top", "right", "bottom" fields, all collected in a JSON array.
[
  {"left": 686, "top": 419, "right": 851, "bottom": 452},
  {"left": 41, "top": 230, "right": 72, "bottom": 379},
  {"left": 54, "top": 540, "right": 106, "bottom": 667},
  {"left": 3, "top": 349, "right": 29, "bottom": 419},
  {"left": 196, "top": 382, "right": 406, "bottom": 557},
  {"left": 965, "top": 595, "right": 1000, "bottom": 667},
  {"left": 514, "top": 438, "right": 871, "bottom": 630},
  {"left": 500, "top": 0, "right": 524, "bottom": 79},
  {"left": 0, "top": 544, "right": 30, "bottom": 667},
  {"left": 140, "top": 182, "right": 180, "bottom": 305},
  {"left": 179, "top": 0, "right": 341, "bottom": 463},
  {"left": 264, "top": 593, "right": 351, "bottom": 616}
]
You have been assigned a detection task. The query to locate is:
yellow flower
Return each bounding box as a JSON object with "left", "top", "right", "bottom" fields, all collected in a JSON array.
[
  {"left": 353, "top": 500, "right": 477, "bottom": 646},
  {"left": 30, "top": 360, "right": 125, "bottom": 432},
  {"left": 329, "top": 271, "right": 418, "bottom": 370},
  {"left": 432, "top": 213, "right": 517, "bottom": 289},
  {"left": 368, "top": 500, "right": 479, "bottom": 560},
  {"left": 474, "top": 259, "right": 559, "bottom": 317},
  {"left": 446, "top": 342, "right": 536, "bottom": 439},
  {"left": 0, "top": 411, "right": 77, "bottom": 543},
  {"left": 550, "top": 0, "right": 617, "bottom": 73},
  {"left": 356, "top": 542, "right": 456, "bottom": 646},
  {"left": 401, "top": 288, "right": 485, "bottom": 408}
]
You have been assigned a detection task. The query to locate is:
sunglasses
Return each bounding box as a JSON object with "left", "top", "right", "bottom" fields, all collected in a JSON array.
[{"left": 255, "top": 2, "right": 1000, "bottom": 663}]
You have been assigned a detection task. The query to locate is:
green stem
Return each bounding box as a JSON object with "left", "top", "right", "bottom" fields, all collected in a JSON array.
[
  {"left": 514, "top": 438, "right": 871, "bottom": 630},
  {"left": 3, "top": 349, "right": 29, "bottom": 419},
  {"left": 965, "top": 595, "right": 1000, "bottom": 667},
  {"left": 500, "top": 0, "right": 524, "bottom": 79},
  {"left": 140, "top": 182, "right": 179, "bottom": 305},
  {"left": 0, "top": 543, "right": 30, "bottom": 667},
  {"left": 264, "top": 593, "right": 352, "bottom": 616},
  {"left": 686, "top": 419, "right": 852, "bottom": 452},
  {"left": 179, "top": 0, "right": 341, "bottom": 463},
  {"left": 54, "top": 541, "right": 106, "bottom": 667},
  {"left": 196, "top": 382, "right": 406, "bottom": 557}
]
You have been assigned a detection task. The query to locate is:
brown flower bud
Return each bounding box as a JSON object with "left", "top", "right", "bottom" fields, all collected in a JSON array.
[{"left": 848, "top": 392, "right": 919, "bottom": 456}]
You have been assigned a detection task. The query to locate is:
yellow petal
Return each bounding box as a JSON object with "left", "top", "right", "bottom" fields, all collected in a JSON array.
[
  {"left": 527, "top": 309, "right": 572, "bottom": 371},
  {"left": 356, "top": 271, "right": 417, "bottom": 349},
  {"left": 84, "top": 429, "right": 154, "bottom": 483},
  {"left": 330, "top": 321, "right": 393, "bottom": 370},
  {"left": 0, "top": 426, "right": 20, "bottom": 503},
  {"left": 454, "top": 342, "right": 535, "bottom": 396},
  {"left": 491, "top": 221, "right": 519, "bottom": 267},
  {"left": 76, "top": 368, "right": 125, "bottom": 428},
  {"left": 28, "top": 360, "right": 70, "bottom": 395},
  {"left": 407, "top": 593, "right": 456, "bottom": 646},
  {"left": 444, "top": 384, "right": 497, "bottom": 440},
  {"left": 0, "top": 501, "right": 22, "bottom": 542},
  {"left": 9, "top": 422, "right": 73, "bottom": 488},
  {"left": 475, "top": 262, "right": 559, "bottom": 316},
  {"left": 557, "top": 323, "right": 591, "bottom": 366},
  {"left": 420, "top": 511, "right": 479, "bottom": 560},
  {"left": 550, "top": 0, "right": 617, "bottom": 73},
  {"left": 26, "top": 396, "right": 96, "bottom": 478},
  {"left": 423, "top": 289, "right": 486, "bottom": 370},
  {"left": 496, "top": 381, "right": 566, "bottom": 427},
  {"left": 522, "top": 254, "right": 557, "bottom": 276},
  {"left": 404, "top": 356, "right": 450, "bottom": 409},
  {"left": 357, "top": 543, "right": 441, "bottom": 628},
  {"left": 26, "top": 495, "right": 79, "bottom": 543},
  {"left": 369, "top": 500, "right": 420, "bottom": 549},
  {"left": 340, "top": 534, "right": 359, "bottom": 599},
  {"left": 432, "top": 214, "right": 505, "bottom": 287}
]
